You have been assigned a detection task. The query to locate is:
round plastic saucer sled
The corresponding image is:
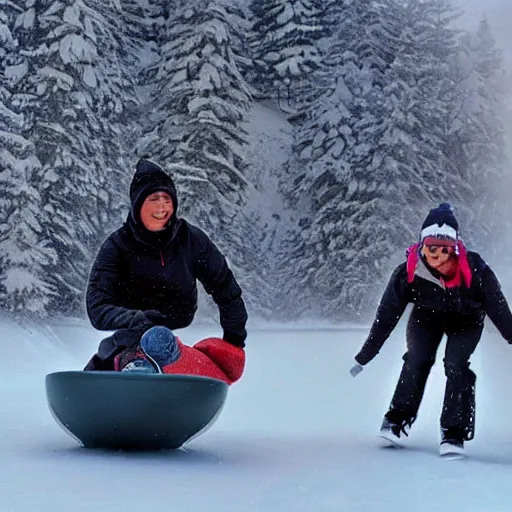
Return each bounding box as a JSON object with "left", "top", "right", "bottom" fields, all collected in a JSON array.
[{"left": 45, "top": 371, "right": 228, "bottom": 450}]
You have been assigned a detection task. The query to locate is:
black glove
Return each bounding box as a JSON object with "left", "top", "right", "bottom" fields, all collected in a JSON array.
[
  {"left": 109, "top": 310, "right": 154, "bottom": 350},
  {"left": 223, "top": 330, "right": 246, "bottom": 348},
  {"left": 143, "top": 309, "right": 171, "bottom": 327},
  {"left": 93, "top": 310, "right": 162, "bottom": 367}
]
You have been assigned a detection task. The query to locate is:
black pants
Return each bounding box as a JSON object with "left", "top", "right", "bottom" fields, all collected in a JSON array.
[{"left": 386, "top": 307, "right": 482, "bottom": 441}]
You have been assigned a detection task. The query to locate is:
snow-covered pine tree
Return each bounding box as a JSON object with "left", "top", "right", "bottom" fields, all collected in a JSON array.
[
  {"left": 217, "top": 1, "right": 254, "bottom": 92},
  {"left": 8, "top": 0, "right": 136, "bottom": 317},
  {"left": 327, "top": 0, "right": 463, "bottom": 317},
  {"left": 118, "top": 0, "right": 177, "bottom": 162},
  {"left": 138, "top": 1, "right": 266, "bottom": 314},
  {"left": 446, "top": 17, "right": 508, "bottom": 255},
  {"left": 275, "top": 0, "right": 467, "bottom": 320},
  {"left": 249, "top": 0, "right": 324, "bottom": 108},
  {"left": 141, "top": 0, "right": 253, "bottom": 215},
  {"left": 274, "top": 0, "right": 404, "bottom": 319},
  {"left": 0, "top": 4, "right": 58, "bottom": 317},
  {"left": 366, "top": 0, "right": 463, "bottom": 207},
  {"left": 121, "top": 0, "right": 173, "bottom": 22},
  {"left": 273, "top": 77, "right": 357, "bottom": 319}
]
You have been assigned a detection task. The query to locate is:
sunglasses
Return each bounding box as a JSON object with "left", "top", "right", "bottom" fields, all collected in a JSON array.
[{"left": 424, "top": 245, "right": 453, "bottom": 255}]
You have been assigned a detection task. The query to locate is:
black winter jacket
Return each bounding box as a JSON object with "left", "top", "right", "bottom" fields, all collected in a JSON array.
[
  {"left": 355, "top": 251, "right": 512, "bottom": 366},
  {"left": 85, "top": 216, "right": 248, "bottom": 369}
]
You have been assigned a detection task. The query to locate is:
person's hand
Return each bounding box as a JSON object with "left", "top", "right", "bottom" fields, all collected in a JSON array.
[
  {"left": 111, "top": 310, "right": 154, "bottom": 348},
  {"left": 222, "top": 330, "right": 246, "bottom": 348},
  {"left": 349, "top": 363, "right": 364, "bottom": 378},
  {"left": 144, "top": 309, "right": 170, "bottom": 326}
]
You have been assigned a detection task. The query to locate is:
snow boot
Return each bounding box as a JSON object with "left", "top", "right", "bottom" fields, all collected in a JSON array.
[
  {"left": 379, "top": 416, "right": 411, "bottom": 447},
  {"left": 440, "top": 427, "right": 465, "bottom": 459}
]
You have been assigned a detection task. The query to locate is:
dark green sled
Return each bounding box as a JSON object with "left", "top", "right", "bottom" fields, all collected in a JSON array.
[{"left": 45, "top": 371, "right": 228, "bottom": 450}]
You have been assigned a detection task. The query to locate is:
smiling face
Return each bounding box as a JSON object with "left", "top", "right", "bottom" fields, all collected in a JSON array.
[
  {"left": 422, "top": 244, "right": 453, "bottom": 269},
  {"left": 420, "top": 237, "right": 457, "bottom": 274},
  {"left": 140, "top": 191, "right": 174, "bottom": 232}
]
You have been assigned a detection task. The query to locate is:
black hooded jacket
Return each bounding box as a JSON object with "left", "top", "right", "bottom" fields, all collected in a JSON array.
[
  {"left": 85, "top": 158, "right": 248, "bottom": 370},
  {"left": 354, "top": 250, "right": 512, "bottom": 366}
]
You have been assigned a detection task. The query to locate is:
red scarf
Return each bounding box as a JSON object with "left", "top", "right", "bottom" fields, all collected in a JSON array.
[{"left": 406, "top": 241, "right": 472, "bottom": 288}]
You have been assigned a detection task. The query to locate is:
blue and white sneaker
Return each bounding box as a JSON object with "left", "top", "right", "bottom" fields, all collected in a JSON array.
[
  {"left": 115, "top": 347, "right": 158, "bottom": 373},
  {"left": 121, "top": 359, "right": 158, "bottom": 374}
]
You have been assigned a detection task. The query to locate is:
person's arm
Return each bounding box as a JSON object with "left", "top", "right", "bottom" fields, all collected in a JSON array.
[
  {"left": 354, "top": 264, "right": 409, "bottom": 366},
  {"left": 86, "top": 237, "right": 144, "bottom": 331},
  {"left": 193, "top": 228, "right": 248, "bottom": 347},
  {"left": 482, "top": 264, "right": 512, "bottom": 343}
]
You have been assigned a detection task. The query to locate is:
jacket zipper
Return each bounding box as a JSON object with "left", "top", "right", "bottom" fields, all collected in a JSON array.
[{"left": 160, "top": 251, "right": 165, "bottom": 267}]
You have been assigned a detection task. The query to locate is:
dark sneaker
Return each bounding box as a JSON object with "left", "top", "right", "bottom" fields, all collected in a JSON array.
[
  {"left": 379, "top": 416, "right": 411, "bottom": 447},
  {"left": 440, "top": 428, "right": 465, "bottom": 458}
]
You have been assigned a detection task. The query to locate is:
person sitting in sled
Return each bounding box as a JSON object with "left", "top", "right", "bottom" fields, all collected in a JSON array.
[
  {"left": 350, "top": 202, "right": 512, "bottom": 454},
  {"left": 84, "top": 157, "right": 248, "bottom": 385}
]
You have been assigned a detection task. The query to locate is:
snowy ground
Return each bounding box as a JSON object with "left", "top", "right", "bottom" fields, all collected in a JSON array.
[{"left": 2, "top": 315, "right": 512, "bottom": 512}]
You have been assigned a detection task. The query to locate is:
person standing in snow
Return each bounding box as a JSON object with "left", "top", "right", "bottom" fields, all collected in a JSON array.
[
  {"left": 83, "top": 157, "right": 248, "bottom": 385},
  {"left": 350, "top": 203, "right": 512, "bottom": 455}
]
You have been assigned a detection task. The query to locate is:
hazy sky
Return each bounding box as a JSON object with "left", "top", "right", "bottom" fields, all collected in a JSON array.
[{"left": 458, "top": 0, "right": 512, "bottom": 63}]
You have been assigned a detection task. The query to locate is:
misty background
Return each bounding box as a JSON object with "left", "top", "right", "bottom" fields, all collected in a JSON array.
[
  {"left": 459, "top": 0, "right": 512, "bottom": 62},
  {"left": 1, "top": 0, "right": 512, "bottom": 328}
]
